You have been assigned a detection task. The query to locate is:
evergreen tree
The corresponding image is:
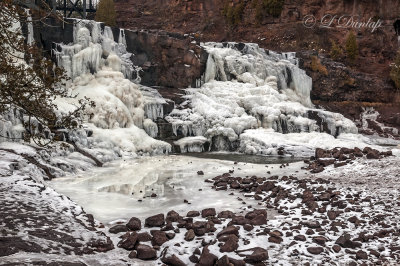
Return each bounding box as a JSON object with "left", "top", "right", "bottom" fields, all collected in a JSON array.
[
  {"left": 95, "top": 0, "right": 116, "bottom": 27},
  {"left": 330, "top": 40, "right": 342, "bottom": 61},
  {"left": 345, "top": 31, "right": 358, "bottom": 63}
]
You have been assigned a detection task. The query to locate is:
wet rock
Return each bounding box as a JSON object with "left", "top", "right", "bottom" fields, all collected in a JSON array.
[
  {"left": 145, "top": 213, "right": 165, "bottom": 227},
  {"left": 151, "top": 230, "right": 169, "bottom": 246},
  {"left": 327, "top": 210, "right": 338, "bottom": 220},
  {"left": 128, "top": 250, "right": 137, "bottom": 259},
  {"left": 166, "top": 210, "right": 181, "bottom": 223},
  {"left": 241, "top": 247, "right": 269, "bottom": 263},
  {"left": 137, "top": 232, "right": 152, "bottom": 242},
  {"left": 109, "top": 224, "right": 128, "bottom": 234},
  {"left": 219, "top": 235, "right": 239, "bottom": 252},
  {"left": 136, "top": 244, "right": 157, "bottom": 260},
  {"left": 218, "top": 210, "right": 234, "bottom": 219},
  {"left": 117, "top": 232, "right": 138, "bottom": 250},
  {"left": 189, "top": 254, "right": 199, "bottom": 263},
  {"left": 187, "top": 210, "right": 200, "bottom": 217},
  {"left": 126, "top": 217, "right": 141, "bottom": 231},
  {"left": 302, "top": 220, "right": 321, "bottom": 229},
  {"left": 356, "top": 250, "right": 368, "bottom": 260},
  {"left": 230, "top": 216, "right": 250, "bottom": 225},
  {"left": 245, "top": 209, "right": 267, "bottom": 220},
  {"left": 215, "top": 255, "right": 230, "bottom": 266},
  {"left": 294, "top": 235, "right": 306, "bottom": 241},
  {"left": 307, "top": 246, "right": 324, "bottom": 255},
  {"left": 161, "top": 222, "right": 175, "bottom": 231},
  {"left": 268, "top": 236, "right": 283, "bottom": 244},
  {"left": 198, "top": 246, "right": 218, "bottom": 265},
  {"left": 333, "top": 245, "right": 341, "bottom": 253},
  {"left": 313, "top": 236, "right": 328, "bottom": 245},
  {"left": 185, "top": 229, "right": 195, "bottom": 241},
  {"left": 193, "top": 221, "right": 209, "bottom": 236},
  {"left": 334, "top": 161, "right": 347, "bottom": 168},
  {"left": 166, "top": 232, "right": 175, "bottom": 239},
  {"left": 201, "top": 208, "right": 216, "bottom": 217},
  {"left": 217, "top": 226, "right": 239, "bottom": 237},
  {"left": 366, "top": 150, "right": 380, "bottom": 159},
  {"left": 369, "top": 249, "right": 380, "bottom": 258},
  {"left": 250, "top": 214, "right": 267, "bottom": 225},
  {"left": 335, "top": 234, "right": 362, "bottom": 249},
  {"left": 315, "top": 148, "right": 328, "bottom": 159},
  {"left": 243, "top": 224, "right": 254, "bottom": 231},
  {"left": 311, "top": 166, "right": 325, "bottom": 173},
  {"left": 161, "top": 254, "right": 186, "bottom": 266}
]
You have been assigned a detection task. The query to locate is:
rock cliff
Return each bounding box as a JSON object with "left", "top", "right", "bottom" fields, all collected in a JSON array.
[{"left": 114, "top": 0, "right": 400, "bottom": 138}]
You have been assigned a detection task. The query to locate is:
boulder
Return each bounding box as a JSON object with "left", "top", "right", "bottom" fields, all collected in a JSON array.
[
  {"left": 109, "top": 224, "right": 128, "bottom": 234},
  {"left": 126, "top": 217, "right": 141, "bottom": 231},
  {"left": 136, "top": 244, "right": 157, "bottom": 260},
  {"left": 201, "top": 208, "right": 216, "bottom": 217},
  {"left": 145, "top": 213, "right": 165, "bottom": 227}
]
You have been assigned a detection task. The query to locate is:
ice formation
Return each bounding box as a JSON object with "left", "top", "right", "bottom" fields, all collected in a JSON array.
[
  {"left": 51, "top": 20, "right": 170, "bottom": 158},
  {"left": 166, "top": 42, "right": 359, "bottom": 155},
  {"left": 54, "top": 20, "right": 140, "bottom": 82}
]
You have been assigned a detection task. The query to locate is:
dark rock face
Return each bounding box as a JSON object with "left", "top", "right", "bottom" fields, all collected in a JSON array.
[
  {"left": 113, "top": 0, "right": 400, "bottom": 137},
  {"left": 30, "top": 18, "right": 207, "bottom": 91},
  {"left": 124, "top": 29, "right": 208, "bottom": 88}
]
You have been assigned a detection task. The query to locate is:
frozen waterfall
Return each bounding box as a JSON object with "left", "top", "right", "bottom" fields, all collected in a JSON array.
[
  {"left": 166, "top": 42, "right": 358, "bottom": 155},
  {"left": 52, "top": 20, "right": 170, "bottom": 159}
]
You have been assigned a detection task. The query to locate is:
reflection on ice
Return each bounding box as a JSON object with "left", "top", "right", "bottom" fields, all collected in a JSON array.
[{"left": 50, "top": 155, "right": 302, "bottom": 223}]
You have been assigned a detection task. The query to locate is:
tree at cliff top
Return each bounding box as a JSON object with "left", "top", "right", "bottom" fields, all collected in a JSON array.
[
  {"left": 390, "top": 49, "right": 400, "bottom": 89},
  {"left": 330, "top": 40, "right": 343, "bottom": 61},
  {"left": 95, "top": 0, "right": 116, "bottom": 27},
  {"left": 255, "top": 0, "right": 284, "bottom": 23},
  {"left": 345, "top": 31, "right": 358, "bottom": 64},
  {"left": 0, "top": 0, "right": 93, "bottom": 146}
]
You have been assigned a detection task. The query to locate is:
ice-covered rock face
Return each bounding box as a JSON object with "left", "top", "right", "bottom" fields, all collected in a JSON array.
[
  {"left": 54, "top": 20, "right": 140, "bottom": 82},
  {"left": 52, "top": 20, "right": 171, "bottom": 158},
  {"left": 166, "top": 42, "right": 358, "bottom": 154}
]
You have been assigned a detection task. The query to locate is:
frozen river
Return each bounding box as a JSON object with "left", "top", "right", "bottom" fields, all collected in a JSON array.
[{"left": 50, "top": 154, "right": 306, "bottom": 224}]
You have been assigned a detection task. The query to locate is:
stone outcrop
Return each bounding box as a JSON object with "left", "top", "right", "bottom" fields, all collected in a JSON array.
[{"left": 114, "top": 0, "right": 400, "bottom": 136}]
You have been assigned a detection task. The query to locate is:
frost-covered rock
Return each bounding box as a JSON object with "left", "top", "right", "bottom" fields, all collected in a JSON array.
[{"left": 166, "top": 42, "right": 359, "bottom": 154}]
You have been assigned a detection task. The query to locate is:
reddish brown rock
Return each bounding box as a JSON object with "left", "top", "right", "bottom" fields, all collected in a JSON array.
[
  {"left": 117, "top": 232, "right": 137, "bottom": 250},
  {"left": 151, "top": 230, "right": 169, "bottom": 246},
  {"left": 187, "top": 210, "right": 200, "bottom": 217},
  {"left": 145, "top": 213, "right": 165, "bottom": 227},
  {"left": 109, "top": 224, "right": 128, "bottom": 234},
  {"left": 126, "top": 217, "right": 141, "bottom": 231},
  {"left": 201, "top": 208, "right": 216, "bottom": 218},
  {"left": 136, "top": 244, "right": 157, "bottom": 260},
  {"left": 161, "top": 254, "right": 186, "bottom": 266},
  {"left": 217, "top": 226, "right": 239, "bottom": 238},
  {"left": 307, "top": 246, "right": 324, "bottom": 255},
  {"left": 198, "top": 246, "right": 218, "bottom": 266}
]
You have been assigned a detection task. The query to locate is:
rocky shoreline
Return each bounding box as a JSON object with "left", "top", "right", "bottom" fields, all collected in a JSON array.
[
  {"left": 102, "top": 148, "right": 399, "bottom": 265},
  {"left": 1, "top": 146, "right": 399, "bottom": 265}
]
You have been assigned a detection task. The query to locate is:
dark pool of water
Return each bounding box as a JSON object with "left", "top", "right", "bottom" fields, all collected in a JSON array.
[{"left": 181, "top": 152, "right": 306, "bottom": 165}]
